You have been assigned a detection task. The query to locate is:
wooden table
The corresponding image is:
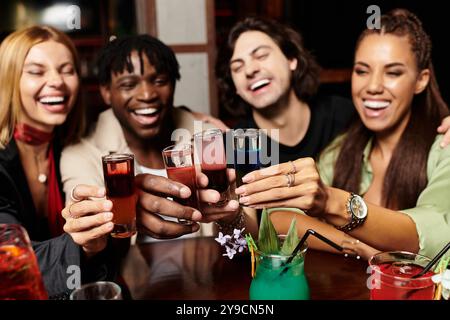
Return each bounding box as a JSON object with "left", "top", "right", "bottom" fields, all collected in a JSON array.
[{"left": 121, "top": 236, "right": 369, "bottom": 300}]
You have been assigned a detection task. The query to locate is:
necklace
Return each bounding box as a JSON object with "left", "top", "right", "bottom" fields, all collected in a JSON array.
[{"left": 34, "top": 154, "right": 48, "bottom": 184}]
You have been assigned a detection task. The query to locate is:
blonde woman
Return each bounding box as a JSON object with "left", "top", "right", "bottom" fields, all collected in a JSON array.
[{"left": 0, "top": 26, "right": 115, "bottom": 298}]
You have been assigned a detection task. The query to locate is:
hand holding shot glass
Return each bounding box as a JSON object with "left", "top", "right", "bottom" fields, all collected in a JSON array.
[
  {"left": 162, "top": 144, "right": 198, "bottom": 225},
  {"left": 102, "top": 153, "right": 137, "bottom": 238},
  {"left": 194, "top": 129, "right": 230, "bottom": 206}
]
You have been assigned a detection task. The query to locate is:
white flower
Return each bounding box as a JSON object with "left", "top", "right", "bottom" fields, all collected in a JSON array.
[
  {"left": 432, "top": 270, "right": 450, "bottom": 300},
  {"left": 233, "top": 228, "right": 245, "bottom": 239},
  {"left": 215, "top": 232, "right": 231, "bottom": 246},
  {"left": 234, "top": 238, "right": 248, "bottom": 253},
  {"left": 216, "top": 228, "right": 248, "bottom": 259},
  {"left": 223, "top": 246, "right": 237, "bottom": 259}
]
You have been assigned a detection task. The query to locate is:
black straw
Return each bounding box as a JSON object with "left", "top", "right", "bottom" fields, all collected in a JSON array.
[
  {"left": 279, "top": 229, "right": 343, "bottom": 276},
  {"left": 412, "top": 242, "right": 450, "bottom": 279}
]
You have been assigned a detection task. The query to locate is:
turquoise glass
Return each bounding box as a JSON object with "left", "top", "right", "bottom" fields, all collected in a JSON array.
[{"left": 249, "top": 241, "right": 310, "bottom": 300}]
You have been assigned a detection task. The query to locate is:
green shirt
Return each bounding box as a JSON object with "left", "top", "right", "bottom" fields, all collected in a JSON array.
[{"left": 318, "top": 134, "right": 450, "bottom": 258}]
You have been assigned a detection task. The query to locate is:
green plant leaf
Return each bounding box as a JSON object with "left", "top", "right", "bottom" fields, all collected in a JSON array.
[
  {"left": 280, "top": 218, "right": 299, "bottom": 255},
  {"left": 258, "top": 209, "right": 279, "bottom": 254}
]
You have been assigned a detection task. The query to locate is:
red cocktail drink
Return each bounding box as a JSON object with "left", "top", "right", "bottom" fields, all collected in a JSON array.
[
  {"left": 102, "top": 154, "right": 136, "bottom": 238},
  {"left": 369, "top": 251, "right": 435, "bottom": 300},
  {"left": 0, "top": 224, "right": 48, "bottom": 300}
]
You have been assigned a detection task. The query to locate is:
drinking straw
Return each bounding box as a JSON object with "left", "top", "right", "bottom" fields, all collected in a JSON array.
[
  {"left": 279, "top": 229, "right": 343, "bottom": 276},
  {"left": 412, "top": 242, "right": 450, "bottom": 279}
]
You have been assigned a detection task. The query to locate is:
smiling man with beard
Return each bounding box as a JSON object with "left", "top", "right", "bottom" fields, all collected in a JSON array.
[{"left": 60, "top": 35, "right": 254, "bottom": 243}]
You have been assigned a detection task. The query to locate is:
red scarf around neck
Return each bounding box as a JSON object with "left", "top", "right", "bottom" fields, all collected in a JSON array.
[{"left": 14, "top": 123, "right": 64, "bottom": 237}]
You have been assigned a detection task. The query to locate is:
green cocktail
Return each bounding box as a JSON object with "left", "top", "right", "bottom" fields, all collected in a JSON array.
[{"left": 249, "top": 242, "right": 310, "bottom": 300}]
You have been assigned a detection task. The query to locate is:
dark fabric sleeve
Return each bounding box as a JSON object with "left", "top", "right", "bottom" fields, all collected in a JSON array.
[
  {"left": 32, "top": 235, "right": 124, "bottom": 299},
  {"left": 31, "top": 234, "right": 81, "bottom": 298}
]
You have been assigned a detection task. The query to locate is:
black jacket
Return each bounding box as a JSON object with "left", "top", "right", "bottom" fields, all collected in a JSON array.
[{"left": 0, "top": 139, "right": 115, "bottom": 298}]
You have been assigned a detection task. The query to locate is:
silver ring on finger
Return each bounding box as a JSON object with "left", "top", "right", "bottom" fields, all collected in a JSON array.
[{"left": 285, "top": 173, "right": 294, "bottom": 188}]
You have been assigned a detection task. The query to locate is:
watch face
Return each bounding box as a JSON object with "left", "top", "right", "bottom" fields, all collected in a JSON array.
[{"left": 351, "top": 196, "right": 368, "bottom": 219}]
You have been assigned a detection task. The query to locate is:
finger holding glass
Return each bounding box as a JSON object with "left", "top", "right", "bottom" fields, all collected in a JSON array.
[
  {"left": 135, "top": 174, "right": 202, "bottom": 239},
  {"left": 62, "top": 184, "right": 114, "bottom": 256},
  {"left": 235, "top": 158, "right": 328, "bottom": 215}
]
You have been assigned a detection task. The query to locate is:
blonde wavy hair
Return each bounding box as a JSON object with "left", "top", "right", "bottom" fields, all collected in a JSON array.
[{"left": 0, "top": 25, "right": 85, "bottom": 148}]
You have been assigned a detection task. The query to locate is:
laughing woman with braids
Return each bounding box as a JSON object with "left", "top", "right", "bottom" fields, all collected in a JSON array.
[{"left": 235, "top": 9, "right": 450, "bottom": 259}]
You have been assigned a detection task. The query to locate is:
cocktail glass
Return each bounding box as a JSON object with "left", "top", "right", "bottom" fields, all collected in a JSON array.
[
  {"left": 0, "top": 224, "right": 48, "bottom": 300},
  {"left": 249, "top": 236, "right": 310, "bottom": 300},
  {"left": 368, "top": 251, "right": 435, "bottom": 300},
  {"left": 70, "top": 281, "right": 122, "bottom": 300}
]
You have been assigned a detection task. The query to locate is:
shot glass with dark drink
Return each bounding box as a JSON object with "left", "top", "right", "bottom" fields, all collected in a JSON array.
[
  {"left": 162, "top": 144, "right": 198, "bottom": 225},
  {"left": 102, "top": 153, "right": 136, "bottom": 238},
  {"left": 233, "top": 129, "right": 261, "bottom": 188},
  {"left": 194, "top": 128, "right": 230, "bottom": 206}
]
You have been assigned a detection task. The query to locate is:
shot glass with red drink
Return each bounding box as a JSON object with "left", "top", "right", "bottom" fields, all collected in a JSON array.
[
  {"left": 162, "top": 144, "right": 198, "bottom": 225},
  {"left": 193, "top": 129, "right": 230, "bottom": 206},
  {"left": 102, "top": 153, "right": 137, "bottom": 238},
  {"left": 0, "top": 224, "right": 48, "bottom": 300},
  {"left": 368, "top": 251, "right": 436, "bottom": 300}
]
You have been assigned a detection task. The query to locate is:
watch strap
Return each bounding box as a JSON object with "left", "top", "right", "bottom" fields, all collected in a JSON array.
[{"left": 336, "top": 193, "right": 366, "bottom": 233}]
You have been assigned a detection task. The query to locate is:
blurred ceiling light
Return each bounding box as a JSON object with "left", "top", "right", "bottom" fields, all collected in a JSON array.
[{"left": 41, "top": 3, "right": 74, "bottom": 31}]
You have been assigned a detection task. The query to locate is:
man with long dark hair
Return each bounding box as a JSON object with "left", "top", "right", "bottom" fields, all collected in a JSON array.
[{"left": 217, "top": 17, "right": 355, "bottom": 164}]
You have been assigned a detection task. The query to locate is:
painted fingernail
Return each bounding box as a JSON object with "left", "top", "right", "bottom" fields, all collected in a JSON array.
[
  {"left": 104, "top": 212, "right": 113, "bottom": 220},
  {"left": 239, "top": 196, "right": 249, "bottom": 204}
]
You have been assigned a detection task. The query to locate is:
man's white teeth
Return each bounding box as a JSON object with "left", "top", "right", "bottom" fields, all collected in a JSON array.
[
  {"left": 364, "top": 100, "right": 390, "bottom": 109},
  {"left": 133, "top": 108, "right": 159, "bottom": 115},
  {"left": 39, "top": 96, "right": 65, "bottom": 104},
  {"left": 250, "top": 79, "right": 270, "bottom": 91}
]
